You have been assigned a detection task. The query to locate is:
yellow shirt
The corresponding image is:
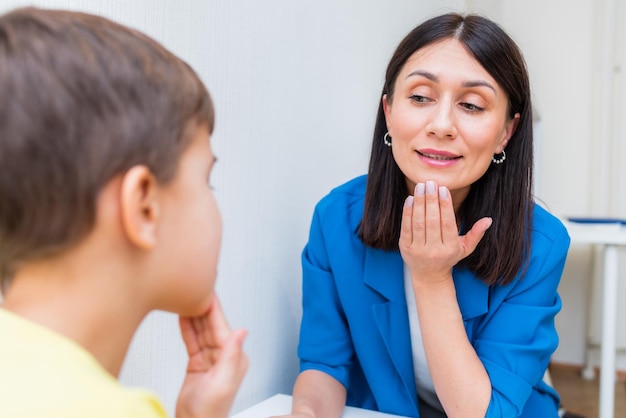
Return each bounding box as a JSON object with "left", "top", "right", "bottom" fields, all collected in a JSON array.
[{"left": 0, "top": 308, "right": 168, "bottom": 418}]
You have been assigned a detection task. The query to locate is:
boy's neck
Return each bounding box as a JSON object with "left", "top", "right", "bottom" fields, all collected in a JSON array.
[{"left": 2, "top": 248, "right": 151, "bottom": 377}]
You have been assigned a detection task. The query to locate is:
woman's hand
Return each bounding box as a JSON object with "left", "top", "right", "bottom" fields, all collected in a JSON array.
[
  {"left": 175, "top": 295, "right": 248, "bottom": 418},
  {"left": 399, "top": 181, "right": 493, "bottom": 417},
  {"left": 399, "top": 181, "right": 492, "bottom": 284}
]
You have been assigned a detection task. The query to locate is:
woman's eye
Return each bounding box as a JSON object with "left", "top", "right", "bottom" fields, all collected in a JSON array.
[
  {"left": 461, "top": 102, "right": 484, "bottom": 112},
  {"left": 409, "top": 94, "right": 431, "bottom": 103}
]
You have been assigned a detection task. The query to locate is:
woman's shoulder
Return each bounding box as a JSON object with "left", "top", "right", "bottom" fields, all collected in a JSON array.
[
  {"left": 312, "top": 175, "right": 367, "bottom": 230},
  {"left": 531, "top": 202, "right": 571, "bottom": 252},
  {"left": 323, "top": 174, "right": 367, "bottom": 199},
  {"left": 315, "top": 175, "right": 367, "bottom": 212}
]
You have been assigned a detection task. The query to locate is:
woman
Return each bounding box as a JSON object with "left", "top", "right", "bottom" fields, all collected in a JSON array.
[{"left": 281, "top": 12, "right": 570, "bottom": 418}]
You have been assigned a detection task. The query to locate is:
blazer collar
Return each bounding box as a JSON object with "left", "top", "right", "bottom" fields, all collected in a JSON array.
[
  {"left": 363, "top": 247, "right": 418, "bottom": 414},
  {"left": 453, "top": 267, "right": 489, "bottom": 320},
  {"left": 363, "top": 247, "right": 404, "bottom": 302},
  {"left": 363, "top": 247, "right": 489, "bottom": 320},
  {"left": 362, "top": 247, "right": 489, "bottom": 415}
]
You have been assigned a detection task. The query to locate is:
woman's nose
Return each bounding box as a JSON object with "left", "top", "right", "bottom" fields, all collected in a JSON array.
[{"left": 426, "top": 101, "right": 457, "bottom": 139}]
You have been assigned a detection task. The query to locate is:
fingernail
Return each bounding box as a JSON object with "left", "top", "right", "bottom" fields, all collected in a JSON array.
[
  {"left": 405, "top": 195, "right": 414, "bottom": 207},
  {"left": 439, "top": 186, "right": 448, "bottom": 199},
  {"left": 415, "top": 183, "right": 425, "bottom": 196},
  {"left": 426, "top": 181, "right": 436, "bottom": 195}
]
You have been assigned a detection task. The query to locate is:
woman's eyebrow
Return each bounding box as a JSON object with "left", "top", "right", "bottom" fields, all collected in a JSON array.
[
  {"left": 406, "top": 69, "right": 438, "bottom": 82},
  {"left": 406, "top": 69, "right": 496, "bottom": 94},
  {"left": 462, "top": 80, "right": 496, "bottom": 94}
]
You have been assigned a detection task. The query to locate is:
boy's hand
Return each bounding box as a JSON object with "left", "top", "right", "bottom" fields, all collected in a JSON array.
[{"left": 176, "top": 295, "right": 248, "bottom": 418}]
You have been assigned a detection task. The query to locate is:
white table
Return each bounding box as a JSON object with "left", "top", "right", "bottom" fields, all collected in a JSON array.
[
  {"left": 231, "top": 394, "right": 409, "bottom": 418},
  {"left": 563, "top": 220, "right": 626, "bottom": 418}
]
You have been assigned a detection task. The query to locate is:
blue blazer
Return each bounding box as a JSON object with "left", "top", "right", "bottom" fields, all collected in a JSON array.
[{"left": 298, "top": 175, "right": 571, "bottom": 418}]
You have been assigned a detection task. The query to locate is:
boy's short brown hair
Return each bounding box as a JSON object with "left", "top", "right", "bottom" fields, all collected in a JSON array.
[{"left": 0, "top": 7, "right": 214, "bottom": 290}]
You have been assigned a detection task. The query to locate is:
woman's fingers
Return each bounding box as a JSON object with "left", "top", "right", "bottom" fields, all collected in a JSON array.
[
  {"left": 438, "top": 186, "right": 459, "bottom": 244},
  {"left": 399, "top": 194, "right": 415, "bottom": 250},
  {"left": 422, "top": 181, "right": 443, "bottom": 245},
  {"left": 405, "top": 181, "right": 455, "bottom": 247},
  {"left": 400, "top": 181, "right": 492, "bottom": 283},
  {"left": 412, "top": 182, "right": 426, "bottom": 245},
  {"left": 461, "top": 217, "right": 493, "bottom": 256},
  {"left": 402, "top": 181, "right": 474, "bottom": 249}
]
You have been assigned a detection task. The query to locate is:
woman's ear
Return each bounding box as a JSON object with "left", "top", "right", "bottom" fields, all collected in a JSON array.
[
  {"left": 382, "top": 94, "right": 392, "bottom": 132},
  {"left": 497, "top": 113, "right": 520, "bottom": 152},
  {"left": 119, "top": 166, "right": 160, "bottom": 250}
]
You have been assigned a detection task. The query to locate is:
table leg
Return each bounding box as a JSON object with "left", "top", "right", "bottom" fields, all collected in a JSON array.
[{"left": 599, "top": 245, "right": 618, "bottom": 418}]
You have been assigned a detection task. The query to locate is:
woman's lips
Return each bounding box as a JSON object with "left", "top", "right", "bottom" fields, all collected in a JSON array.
[{"left": 416, "top": 149, "right": 461, "bottom": 161}]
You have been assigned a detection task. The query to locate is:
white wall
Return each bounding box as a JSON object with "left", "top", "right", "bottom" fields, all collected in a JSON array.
[
  {"left": 0, "top": 0, "right": 464, "bottom": 415},
  {"left": 467, "top": 0, "right": 626, "bottom": 371}
]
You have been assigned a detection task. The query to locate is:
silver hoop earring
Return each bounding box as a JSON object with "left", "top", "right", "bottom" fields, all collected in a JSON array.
[
  {"left": 383, "top": 132, "right": 392, "bottom": 147},
  {"left": 492, "top": 150, "right": 506, "bottom": 164}
]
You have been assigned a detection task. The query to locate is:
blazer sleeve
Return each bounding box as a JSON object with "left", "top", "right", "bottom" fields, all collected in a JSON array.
[
  {"left": 297, "top": 203, "right": 355, "bottom": 389},
  {"left": 476, "top": 220, "right": 571, "bottom": 417}
]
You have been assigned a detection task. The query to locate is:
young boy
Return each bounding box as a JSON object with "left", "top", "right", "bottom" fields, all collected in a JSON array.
[{"left": 0, "top": 7, "right": 247, "bottom": 418}]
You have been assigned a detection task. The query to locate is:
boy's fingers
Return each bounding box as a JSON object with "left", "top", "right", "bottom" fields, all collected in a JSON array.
[
  {"left": 179, "top": 316, "right": 200, "bottom": 356},
  {"left": 206, "top": 295, "right": 232, "bottom": 345},
  {"left": 211, "top": 329, "right": 249, "bottom": 384},
  {"left": 180, "top": 294, "right": 233, "bottom": 357}
]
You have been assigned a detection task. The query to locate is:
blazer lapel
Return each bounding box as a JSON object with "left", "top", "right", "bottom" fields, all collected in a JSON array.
[
  {"left": 452, "top": 268, "right": 489, "bottom": 340},
  {"left": 363, "top": 247, "right": 419, "bottom": 414},
  {"left": 362, "top": 249, "right": 490, "bottom": 414}
]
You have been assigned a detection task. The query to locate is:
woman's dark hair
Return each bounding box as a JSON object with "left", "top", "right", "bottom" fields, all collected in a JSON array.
[
  {"left": 0, "top": 8, "right": 214, "bottom": 290},
  {"left": 359, "top": 13, "right": 533, "bottom": 286}
]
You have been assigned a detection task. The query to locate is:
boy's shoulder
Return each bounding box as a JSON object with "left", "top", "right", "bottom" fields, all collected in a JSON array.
[{"left": 0, "top": 309, "right": 167, "bottom": 418}]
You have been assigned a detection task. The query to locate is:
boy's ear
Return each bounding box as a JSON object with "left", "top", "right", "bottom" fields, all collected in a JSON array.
[{"left": 119, "top": 166, "right": 160, "bottom": 249}]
